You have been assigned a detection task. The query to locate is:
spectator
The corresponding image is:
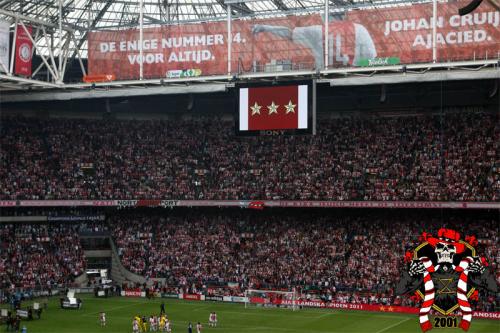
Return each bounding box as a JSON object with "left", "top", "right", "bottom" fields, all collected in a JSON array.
[
  {"left": 0, "top": 223, "right": 85, "bottom": 292},
  {"left": 108, "top": 209, "right": 499, "bottom": 311},
  {"left": 0, "top": 112, "right": 497, "bottom": 201}
]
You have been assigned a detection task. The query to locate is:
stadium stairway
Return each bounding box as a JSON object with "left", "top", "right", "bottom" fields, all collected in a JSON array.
[
  {"left": 79, "top": 230, "right": 147, "bottom": 287},
  {"left": 74, "top": 271, "right": 89, "bottom": 287},
  {"left": 109, "top": 238, "right": 147, "bottom": 286}
]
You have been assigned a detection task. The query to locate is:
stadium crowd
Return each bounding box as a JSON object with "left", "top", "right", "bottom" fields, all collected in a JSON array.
[
  {"left": 0, "top": 209, "right": 497, "bottom": 311},
  {"left": 1, "top": 112, "right": 498, "bottom": 201},
  {"left": 111, "top": 209, "right": 499, "bottom": 310},
  {"left": 0, "top": 223, "right": 86, "bottom": 291}
]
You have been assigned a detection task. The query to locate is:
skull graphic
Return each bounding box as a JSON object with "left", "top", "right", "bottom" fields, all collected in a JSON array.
[{"left": 434, "top": 242, "right": 456, "bottom": 264}]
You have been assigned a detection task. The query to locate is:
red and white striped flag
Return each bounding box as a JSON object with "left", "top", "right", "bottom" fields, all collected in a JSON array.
[{"left": 239, "top": 84, "right": 308, "bottom": 131}]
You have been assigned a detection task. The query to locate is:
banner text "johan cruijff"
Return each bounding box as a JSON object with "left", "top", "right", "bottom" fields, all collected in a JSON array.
[{"left": 88, "top": 0, "right": 499, "bottom": 80}]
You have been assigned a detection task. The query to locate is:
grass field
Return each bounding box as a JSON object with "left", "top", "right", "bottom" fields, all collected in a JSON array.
[{"left": 2, "top": 295, "right": 499, "bottom": 333}]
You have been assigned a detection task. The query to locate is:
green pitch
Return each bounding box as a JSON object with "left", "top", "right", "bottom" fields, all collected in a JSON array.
[{"left": 2, "top": 295, "right": 498, "bottom": 333}]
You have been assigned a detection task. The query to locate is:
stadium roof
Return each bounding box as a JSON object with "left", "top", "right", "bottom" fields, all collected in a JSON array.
[
  {"left": 0, "top": 0, "right": 498, "bottom": 94},
  {"left": 0, "top": 0, "right": 417, "bottom": 28},
  {"left": 0, "top": 0, "right": 429, "bottom": 57}
]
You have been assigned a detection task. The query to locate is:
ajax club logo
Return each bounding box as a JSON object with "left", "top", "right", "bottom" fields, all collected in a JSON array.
[
  {"left": 18, "top": 42, "right": 32, "bottom": 62},
  {"left": 396, "top": 228, "right": 497, "bottom": 331}
]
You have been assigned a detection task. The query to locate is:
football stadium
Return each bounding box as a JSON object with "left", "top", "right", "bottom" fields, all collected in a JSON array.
[{"left": 0, "top": 0, "right": 499, "bottom": 332}]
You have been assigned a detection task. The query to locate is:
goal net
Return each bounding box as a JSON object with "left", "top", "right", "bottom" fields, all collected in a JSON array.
[{"left": 244, "top": 289, "right": 298, "bottom": 311}]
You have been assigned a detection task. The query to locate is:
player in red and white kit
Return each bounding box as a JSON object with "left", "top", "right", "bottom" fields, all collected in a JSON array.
[
  {"left": 209, "top": 312, "right": 217, "bottom": 328},
  {"left": 100, "top": 312, "right": 106, "bottom": 327},
  {"left": 149, "top": 315, "right": 158, "bottom": 332},
  {"left": 196, "top": 322, "right": 203, "bottom": 333},
  {"left": 165, "top": 318, "right": 172, "bottom": 333},
  {"left": 133, "top": 318, "right": 140, "bottom": 333}
]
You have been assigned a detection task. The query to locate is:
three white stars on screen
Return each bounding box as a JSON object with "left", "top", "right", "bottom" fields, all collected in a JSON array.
[{"left": 251, "top": 100, "right": 296, "bottom": 116}]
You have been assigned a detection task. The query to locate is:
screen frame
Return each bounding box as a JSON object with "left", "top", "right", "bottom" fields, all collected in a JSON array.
[{"left": 234, "top": 79, "right": 316, "bottom": 136}]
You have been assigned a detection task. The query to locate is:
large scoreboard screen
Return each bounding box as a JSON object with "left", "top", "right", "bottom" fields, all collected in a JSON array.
[{"left": 236, "top": 81, "right": 315, "bottom": 136}]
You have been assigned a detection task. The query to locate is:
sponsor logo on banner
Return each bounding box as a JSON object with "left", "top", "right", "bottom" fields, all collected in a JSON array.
[
  {"left": 19, "top": 200, "right": 93, "bottom": 207},
  {"left": 124, "top": 289, "right": 143, "bottom": 297},
  {"left": 183, "top": 294, "right": 202, "bottom": 301},
  {"left": 92, "top": 200, "right": 117, "bottom": 206},
  {"left": 161, "top": 293, "right": 179, "bottom": 299},
  {"left": 16, "top": 310, "right": 28, "bottom": 318},
  {"left": 231, "top": 296, "right": 249, "bottom": 303},
  {"left": 248, "top": 201, "right": 265, "bottom": 210},
  {"left": 160, "top": 200, "right": 178, "bottom": 208},
  {"left": 396, "top": 228, "right": 498, "bottom": 331},
  {"left": 166, "top": 69, "right": 202, "bottom": 78},
  {"left": 47, "top": 215, "right": 105, "bottom": 222},
  {"left": 205, "top": 295, "right": 224, "bottom": 302},
  {"left": 0, "top": 20, "right": 9, "bottom": 72},
  {"left": 117, "top": 200, "right": 138, "bottom": 209},
  {"left": 83, "top": 74, "right": 115, "bottom": 83},
  {"left": 356, "top": 57, "right": 400, "bottom": 67},
  {"left": 15, "top": 24, "right": 32, "bottom": 76},
  {"left": 137, "top": 200, "right": 161, "bottom": 207}
]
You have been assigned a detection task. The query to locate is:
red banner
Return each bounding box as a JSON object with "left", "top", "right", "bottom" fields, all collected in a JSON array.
[
  {"left": 248, "top": 201, "right": 265, "bottom": 210},
  {"left": 124, "top": 289, "right": 143, "bottom": 297},
  {"left": 182, "top": 294, "right": 202, "bottom": 301},
  {"left": 87, "top": 1, "right": 499, "bottom": 80},
  {"left": 16, "top": 200, "right": 113, "bottom": 207},
  {"left": 136, "top": 199, "right": 162, "bottom": 207},
  {"left": 346, "top": 1, "right": 499, "bottom": 63},
  {"left": 83, "top": 74, "right": 115, "bottom": 83},
  {"left": 15, "top": 25, "right": 32, "bottom": 76},
  {"left": 250, "top": 297, "right": 267, "bottom": 304},
  {"left": 275, "top": 300, "right": 500, "bottom": 319},
  {"left": 0, "top": 200, "right": 499, "bottom": 209},
  {"left": 88, "top": 15, "right": 318, "bottom": 80},
  {"left": 278, "top": 299, "right": 419, "bottom": 313},
  {"left": 472, "top": 312, "right": 500, "bottom": 320}
]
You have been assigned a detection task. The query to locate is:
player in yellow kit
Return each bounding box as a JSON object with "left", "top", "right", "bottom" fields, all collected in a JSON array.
[{"left": 159, "top": 315, "right": 166, "bottom": 332}]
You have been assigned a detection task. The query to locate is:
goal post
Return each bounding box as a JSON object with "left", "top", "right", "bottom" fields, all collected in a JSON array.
[{"left": 244, "top": 289, "right": 298, "bottom": 311}]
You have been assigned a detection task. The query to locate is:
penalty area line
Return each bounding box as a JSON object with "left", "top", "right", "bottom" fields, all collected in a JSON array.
[
  {"left": 374, "top": 317, "right": 411, "bottom": 333},
  {"left": 316, "top": 312, "right": 337, "bottom": 318},
  {"left": 82, "top": 301, "right": 151, "bottom": 317}
]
